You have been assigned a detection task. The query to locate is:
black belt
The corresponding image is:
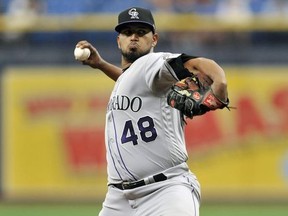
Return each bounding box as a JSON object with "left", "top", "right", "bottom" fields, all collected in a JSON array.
[{"left": 111, "top": 173, "right": 167, "bottom": 190}]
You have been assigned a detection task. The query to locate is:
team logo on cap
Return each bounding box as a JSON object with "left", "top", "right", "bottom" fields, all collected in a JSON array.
[{"left": 128, "top": 8, "right": 139, "bottom": 19}]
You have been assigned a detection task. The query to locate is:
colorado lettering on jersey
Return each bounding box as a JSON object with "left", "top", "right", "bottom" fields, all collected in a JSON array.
[{"left": 107, "top": 95, "right": 142, "bottom": 112}]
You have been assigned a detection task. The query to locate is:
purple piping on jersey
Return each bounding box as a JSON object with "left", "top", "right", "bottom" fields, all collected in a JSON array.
[
  {"left": 107, "top": 126, "right": 123, "bottom": 180},
  {"left": 111, "top": 111, "right": 137, "bottom": 181},
  {"left": 191, "top": 189, "right": 198, "bottom": 216}
]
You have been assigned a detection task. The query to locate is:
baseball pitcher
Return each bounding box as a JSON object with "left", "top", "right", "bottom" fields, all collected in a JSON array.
[{"left": 76, "top": 7, "right": 229, "bottom": 216}]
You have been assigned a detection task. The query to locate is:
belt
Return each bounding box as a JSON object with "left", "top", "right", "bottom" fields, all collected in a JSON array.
[{"left": 110, "top": 173, "right": 167, "bottom": 190}]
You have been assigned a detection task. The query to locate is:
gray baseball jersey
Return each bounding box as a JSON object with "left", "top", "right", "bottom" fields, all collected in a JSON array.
[
  {"left": 100, "top": 52, "right": 201, "bottom": 216},
  {"left": 105, "top": 52, "right": 190, "bottom": 183}
]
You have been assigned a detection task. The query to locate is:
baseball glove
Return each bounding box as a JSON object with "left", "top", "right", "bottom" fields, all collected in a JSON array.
[{"left": 167, "top": 75, "right": 229, "bottom": 118}]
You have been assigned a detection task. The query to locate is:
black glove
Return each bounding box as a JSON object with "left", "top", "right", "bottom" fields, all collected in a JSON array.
[{"left": 167, "top": 76, "right": 229, "bottom": 118}]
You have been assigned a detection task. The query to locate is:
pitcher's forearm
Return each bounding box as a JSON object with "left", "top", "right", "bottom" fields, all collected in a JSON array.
[
  {"left": 184, "top": 57, "right": 228, "bottom": 101},
  {"left": 94, "top": 60, "right": 122, "bottom": 81}
]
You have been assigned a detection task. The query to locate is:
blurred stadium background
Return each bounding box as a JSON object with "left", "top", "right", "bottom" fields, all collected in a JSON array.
[{"left": 0, "top": 0, "right": 288, "bottom": 215}]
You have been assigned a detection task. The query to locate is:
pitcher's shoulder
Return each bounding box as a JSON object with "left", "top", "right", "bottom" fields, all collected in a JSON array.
[{"left": 142, "top": 52, "right": 181, "bottom": 62}]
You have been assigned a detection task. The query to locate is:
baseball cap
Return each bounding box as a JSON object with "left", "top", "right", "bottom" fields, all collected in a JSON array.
[{"left": 115, "top": 7, "right": 156, "bottom": 33}]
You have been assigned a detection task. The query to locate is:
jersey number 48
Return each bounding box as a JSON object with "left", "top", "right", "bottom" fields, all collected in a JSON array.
[{"left": 121, "top": 116, "right": 157, "bottom": 145}]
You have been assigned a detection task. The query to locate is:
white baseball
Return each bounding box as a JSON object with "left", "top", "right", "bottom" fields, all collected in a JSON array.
[{"left": 74, "top": 47, "right": 91, "bottom": 61}]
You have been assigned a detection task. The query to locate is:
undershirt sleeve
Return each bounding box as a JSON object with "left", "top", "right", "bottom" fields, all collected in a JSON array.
[{"left": 168, "top": 54, "right": 197, "bottom": 80}]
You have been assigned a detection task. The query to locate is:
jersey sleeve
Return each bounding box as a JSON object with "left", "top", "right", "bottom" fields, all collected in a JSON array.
[
  {"left": 145, "top": 53, "right": 197, "bottom": 95},
  {"left": 167, "top": 53, "right": 198, "bottom": 80}
]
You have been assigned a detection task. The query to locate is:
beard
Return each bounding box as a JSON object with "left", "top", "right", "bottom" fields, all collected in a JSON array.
[{"left": 121, "top": 48, "right": 151, "bottom": 63}]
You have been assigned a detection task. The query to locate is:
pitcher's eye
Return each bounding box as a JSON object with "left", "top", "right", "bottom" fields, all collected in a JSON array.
[
  {"left": 136, "top": 29, "right": 150, "bottom": 36},
  {"left": 120, "top": 28, "right": 151, "bottom": 37},
  {"left": 121, "top": 29, "right": 133, "bottom": 36}
]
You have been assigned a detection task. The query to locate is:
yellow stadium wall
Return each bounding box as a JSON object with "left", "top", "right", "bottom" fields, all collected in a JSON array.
[{"left": 1, "top": 66, "right": 288, "bottom": 202}]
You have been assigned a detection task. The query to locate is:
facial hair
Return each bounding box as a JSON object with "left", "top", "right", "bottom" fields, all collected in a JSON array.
[{"left": 121, "top": 48, "right": 151, "bottom": 63}]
